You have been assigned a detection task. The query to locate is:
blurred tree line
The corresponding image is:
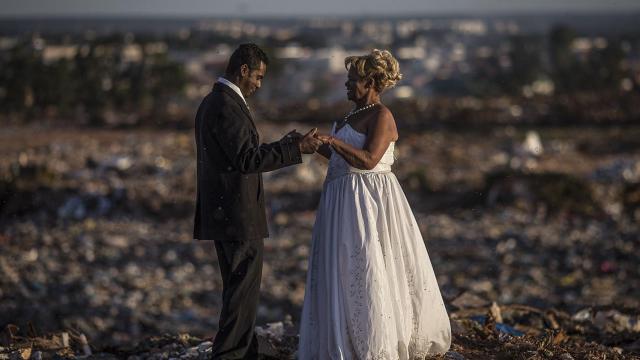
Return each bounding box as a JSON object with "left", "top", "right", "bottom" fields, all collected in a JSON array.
[
  {"left": 452, "top": 25, "right": 636, "bottom": 98},
  {"left": 0, "top": 34, "right": 186, "bottom": 126},
  {"left": 0, "top": 24, "right": 637, "bottom": 127}
]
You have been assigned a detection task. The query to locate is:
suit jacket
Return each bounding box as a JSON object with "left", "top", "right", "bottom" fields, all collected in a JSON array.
[{"left": 193, "top": 82, "right": 302, "bottom": 241}]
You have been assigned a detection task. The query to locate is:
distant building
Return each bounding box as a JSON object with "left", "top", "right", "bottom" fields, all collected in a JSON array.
[{"left": 42, "top": 45, "right": 77, "bottom": 64}]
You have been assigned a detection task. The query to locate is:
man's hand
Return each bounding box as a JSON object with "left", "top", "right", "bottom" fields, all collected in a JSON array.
[{"left": 298, "top": 128, "right": 323, "bottom": 154}]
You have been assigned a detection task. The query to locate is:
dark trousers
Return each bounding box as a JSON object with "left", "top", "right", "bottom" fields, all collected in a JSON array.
[{"left": 212, "top": 238, "right": 264, "bottom": 360}]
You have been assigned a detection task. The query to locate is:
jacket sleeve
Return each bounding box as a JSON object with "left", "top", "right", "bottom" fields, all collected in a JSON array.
[{"left": 209, "top": 103, "right": 303, "bottom": 174}]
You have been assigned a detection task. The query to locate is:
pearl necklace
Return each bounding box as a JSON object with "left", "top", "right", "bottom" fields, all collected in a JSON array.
[{"left": 343, "top": 103, "right": 378, "bottom": 123}]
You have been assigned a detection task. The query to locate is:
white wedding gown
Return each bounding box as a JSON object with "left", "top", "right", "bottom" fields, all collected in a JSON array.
[{"left": 298, "top": 123, "right": 451, "bottom": 360}]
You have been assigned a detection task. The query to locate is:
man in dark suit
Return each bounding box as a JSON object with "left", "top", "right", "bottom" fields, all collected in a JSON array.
[{"left": 193, "top": 43, "right": 322, "bottom": 359}]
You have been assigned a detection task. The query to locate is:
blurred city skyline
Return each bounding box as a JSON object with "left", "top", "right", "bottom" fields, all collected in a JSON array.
[{"left": 2, "top": 0, "right": 640, "bottom": 17}]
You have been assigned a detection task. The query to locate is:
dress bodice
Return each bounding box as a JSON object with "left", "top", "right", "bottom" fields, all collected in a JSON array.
[{"left": 325, "top": 123, "right": 395, "bottom": 183}]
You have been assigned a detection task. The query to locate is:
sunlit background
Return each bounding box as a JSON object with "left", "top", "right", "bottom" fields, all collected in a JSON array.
[{"left": 1, "top": 0, "right": 639, "bottom": 353}]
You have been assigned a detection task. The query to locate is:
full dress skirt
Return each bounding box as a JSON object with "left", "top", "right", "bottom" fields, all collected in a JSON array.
[{"left": 298, "top": 124, "right": 451, "bottom": 360}]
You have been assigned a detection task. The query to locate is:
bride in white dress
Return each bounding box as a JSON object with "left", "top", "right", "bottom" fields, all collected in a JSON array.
[{"left": 298, "top": 49, "right": 451, "bottom": 359}]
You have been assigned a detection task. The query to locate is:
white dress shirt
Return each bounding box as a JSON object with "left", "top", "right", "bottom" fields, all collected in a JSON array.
[{"left": 217, "top": 77, "right": 247, "bottom": 105}]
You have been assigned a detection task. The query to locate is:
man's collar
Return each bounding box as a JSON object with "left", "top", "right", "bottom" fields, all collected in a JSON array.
[{"left": 217, "top": 77, "right": 246, "bottom": 105}]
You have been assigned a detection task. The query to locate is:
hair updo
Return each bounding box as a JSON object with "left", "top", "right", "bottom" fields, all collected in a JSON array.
[{"left": 344, "top": 49, "right": 402, "bottom": 93}]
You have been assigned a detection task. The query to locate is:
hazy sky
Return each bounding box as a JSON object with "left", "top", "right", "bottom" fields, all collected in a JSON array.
[{"left": 2, "top": 0, "right": 640, "bottom": 17}]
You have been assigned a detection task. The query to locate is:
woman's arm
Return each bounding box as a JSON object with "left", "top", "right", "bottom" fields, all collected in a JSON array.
[{"left": 320, "top": 108, "right": 397, "bottom": 170}]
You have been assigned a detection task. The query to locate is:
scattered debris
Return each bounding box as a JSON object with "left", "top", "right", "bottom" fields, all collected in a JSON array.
[{"left": 1, "top": 127, "right": 638, "bottom": 358}]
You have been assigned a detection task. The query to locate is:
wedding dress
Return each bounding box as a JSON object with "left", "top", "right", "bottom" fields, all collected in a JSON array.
[{"left": 298, "top": 123, "right": 451, "bottom": 359}]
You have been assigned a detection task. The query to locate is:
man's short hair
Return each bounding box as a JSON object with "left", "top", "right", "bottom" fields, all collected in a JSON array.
[{"left": 225, "top": 43, "right": 269, "bottom": 75}]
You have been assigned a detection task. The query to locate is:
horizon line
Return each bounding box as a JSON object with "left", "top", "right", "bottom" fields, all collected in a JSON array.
[{"left": 2, "top": 8, "right": 640, "bottom": 20}]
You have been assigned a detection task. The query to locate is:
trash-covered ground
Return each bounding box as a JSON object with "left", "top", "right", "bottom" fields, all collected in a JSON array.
[
  {"left": 1, "top": 303, "right": 639, "bottom": 359},
  {"left": 1, "top": 124, "right": 639, "bottom": 358}
]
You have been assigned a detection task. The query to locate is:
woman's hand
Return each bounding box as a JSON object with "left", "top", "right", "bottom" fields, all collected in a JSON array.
[
  {"left": 314, "top": 133, "right": 334, "bottom": 146},
  {"left": 313, "top": 133, "right": 334, "bottom": 159}
]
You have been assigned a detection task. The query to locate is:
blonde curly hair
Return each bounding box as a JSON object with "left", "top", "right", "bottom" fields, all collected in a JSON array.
[{"left": 344, "top": 49, "right": 402, "bottom": 93}]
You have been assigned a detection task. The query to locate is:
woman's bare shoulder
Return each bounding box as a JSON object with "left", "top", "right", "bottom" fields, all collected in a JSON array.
[{"left": 370, "top": 105, "right": 396, "bottom": 129}]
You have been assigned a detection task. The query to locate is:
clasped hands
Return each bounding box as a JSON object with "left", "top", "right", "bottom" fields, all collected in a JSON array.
[{"left": 284, "top": 128, "right": 334, "bottom": 154}]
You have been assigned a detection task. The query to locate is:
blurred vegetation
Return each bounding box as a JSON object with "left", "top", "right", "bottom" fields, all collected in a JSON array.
[
  {"left": 0, "top": 23, "right": 638, "bottom": 128},
  {"left": 465, "top": 25, "right": 631, "bottom": 98},
  {"left": 0, "top": 36, "right": 186, "bottom": 127}
]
